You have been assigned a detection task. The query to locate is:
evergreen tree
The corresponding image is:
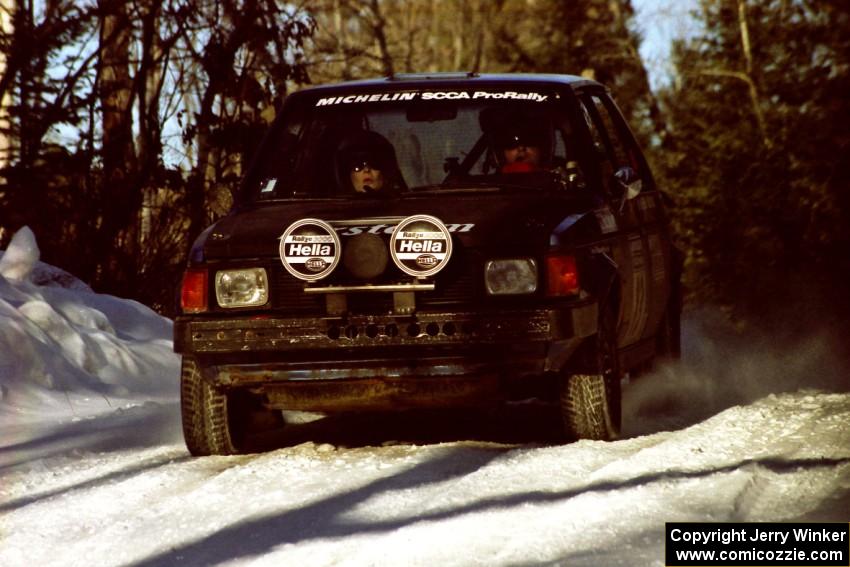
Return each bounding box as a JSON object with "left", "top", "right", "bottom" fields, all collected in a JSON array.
[
  {"left": 660, "top": 0, "right": 850, "bottom": 321},
  {"left": 490, "top": 0, "right": 669, "bottom": 150}
]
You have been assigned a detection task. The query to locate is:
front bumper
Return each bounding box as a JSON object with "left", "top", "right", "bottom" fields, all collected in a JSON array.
[
  {"left": 174, "top": 305, "right": 598, "bottom": 408},
  {"left": 175, "top": 305, "right": 596, "bottom": 354}
]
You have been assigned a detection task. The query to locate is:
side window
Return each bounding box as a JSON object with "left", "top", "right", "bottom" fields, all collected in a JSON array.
[
  {"left": 578, "top": 99, "right": 607, "bottom": 158},
  {"left": 590, "top": 95, "right": 632, "bottom": 169},
  {"left": 588, "top": 94, "right": 647, "bottom": 185},
  {"left": 553, "top": 122, "right": 591, "bottom": 190},
  {"left": 577, "top": 96, "right": 618, "bottom": 195}
]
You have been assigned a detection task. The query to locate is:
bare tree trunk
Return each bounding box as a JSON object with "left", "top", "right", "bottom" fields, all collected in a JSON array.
[
  {"left": 187, "top": 78, "right": 217, "bottom": 244},
  {"left": 96, "top": 0, "right": 138, "bottom": 284},
  {"left": 453, "top": 0, "right": 464, "bottom": 70},
  {"left": 136, "top": 3, "right": 163, "bottom": 243},
  {"left": 98, "top": 0, "right": 136, "bottom": 186},
  {"left": 333, "top": 0, "right": 353, "bottom": 80},
  {"left": 0, "top": 0, "right": 14, "bottom": 181},
  {"left": 427, "top": 0, "right": 440, "bottom": 72},
  {"left": 737, "top": 0, "right": 770, "bottom": 148},
  {"left": 470, "top": 0, "right": 486, "bottom": 73},
  {"left": 16, "top": 0, "right": 32, "bottom": 165},
  {"left": 368, "top": 0, "right": 395, "bottom": 76},
  {"left": 186, "top": 0, "right": 261, "bottom": 243},
  {"left": 402, "top": 0, "right": 417, "bottom": 72}
]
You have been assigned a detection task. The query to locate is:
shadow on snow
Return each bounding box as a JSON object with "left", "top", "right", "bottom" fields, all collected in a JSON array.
[{"left": 127, "top": 453, "right": 850, "bottom": 567}]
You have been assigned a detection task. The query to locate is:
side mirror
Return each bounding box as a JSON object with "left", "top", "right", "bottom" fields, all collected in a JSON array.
[{"left": 614, "top": 166, "right": 642, "bottom": 209}]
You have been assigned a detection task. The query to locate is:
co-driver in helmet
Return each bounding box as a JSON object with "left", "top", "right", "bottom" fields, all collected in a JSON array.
[{"left": 493, "top": 123, "right": 550, "bottom": 173}]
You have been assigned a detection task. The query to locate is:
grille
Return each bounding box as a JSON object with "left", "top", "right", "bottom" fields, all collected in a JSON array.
[
  {"left": 265, "top": 252, "right": 482, "bottom": 316},
  {"left": 268, "top": 263, "right": 324, "bottom": 313}
]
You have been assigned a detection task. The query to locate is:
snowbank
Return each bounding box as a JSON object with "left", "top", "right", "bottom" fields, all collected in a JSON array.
[{"left": 0, "top": 227, "right": 179, "bottom": 412}]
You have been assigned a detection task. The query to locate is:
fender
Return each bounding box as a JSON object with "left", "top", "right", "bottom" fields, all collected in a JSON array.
[{"left": 591, "top": 250, "right": 621, "bottom": 314}]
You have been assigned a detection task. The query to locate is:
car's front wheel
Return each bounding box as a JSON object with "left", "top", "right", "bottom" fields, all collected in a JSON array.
[
  {"left": 559, "top": 306, "right": 621, "bottom": 441},
  {"left": 180, "top": 357, "right": 283, "bottom": 456}
]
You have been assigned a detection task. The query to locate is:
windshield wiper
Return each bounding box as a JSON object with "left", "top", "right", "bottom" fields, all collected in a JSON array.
[
  {"left": 408, "top": 179, "right": 551, "bottom": 194},
  {"left": 407, "top": 182, "right": 500, "bottom": 194}
]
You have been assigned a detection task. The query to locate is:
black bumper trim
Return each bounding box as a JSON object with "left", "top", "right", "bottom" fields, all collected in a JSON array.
[{"left": 175, "top": 305, "right": 597, "bottom": 355}]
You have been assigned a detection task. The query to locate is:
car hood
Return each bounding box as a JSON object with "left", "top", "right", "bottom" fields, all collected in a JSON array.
[{"left": 198, "top": 192, "right": 597, "bottom": 261}]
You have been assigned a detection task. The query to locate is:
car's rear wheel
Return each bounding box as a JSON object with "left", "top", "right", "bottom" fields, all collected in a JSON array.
[
  {"left": 180, "top": 357, "right": 283, "bottom": 456},
  {"left": 559, "top": 306, "right": 621, "bottom": 441}
]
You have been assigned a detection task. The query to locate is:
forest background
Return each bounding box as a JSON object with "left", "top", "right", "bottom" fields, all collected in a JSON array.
[{"left": 0, "top": 0, "right": 848, "bottom": 336}]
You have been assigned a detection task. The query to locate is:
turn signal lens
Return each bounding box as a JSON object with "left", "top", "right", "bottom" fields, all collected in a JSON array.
[
  {"left": 546, "top": 254, "right": 579, "bottom": 296},
  {"left": 181, "top": 268, "right": 208, "bottom": 313}
]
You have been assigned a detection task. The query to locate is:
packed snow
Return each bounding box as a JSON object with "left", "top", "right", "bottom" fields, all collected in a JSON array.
[{"left": 1, "top": 228, "right": 848, "bottom": 567}]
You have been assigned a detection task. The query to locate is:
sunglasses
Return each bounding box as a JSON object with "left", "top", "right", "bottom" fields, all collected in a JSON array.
[{"left": 350, "top": 160, "right": 381, "bottom": 173}]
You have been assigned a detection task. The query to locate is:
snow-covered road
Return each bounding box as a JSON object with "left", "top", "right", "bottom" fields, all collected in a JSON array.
[
  {"left": 2, "top": 387, "right": 849, "bottom": 567},
  {"left": 1, "top": 228, "right": 849, "bottom": 567}
]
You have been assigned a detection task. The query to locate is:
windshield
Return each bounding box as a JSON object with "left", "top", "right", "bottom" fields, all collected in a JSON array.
[{"left": 244, "top": 87, "right": 583, "bottom": 201}]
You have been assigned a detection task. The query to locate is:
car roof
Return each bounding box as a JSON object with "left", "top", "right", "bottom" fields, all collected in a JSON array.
[{"left": 293, "top": 73, "right": 601, "bottom": 97}]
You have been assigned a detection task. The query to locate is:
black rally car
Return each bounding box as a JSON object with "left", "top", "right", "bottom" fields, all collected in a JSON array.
[{"left": 175, "top": 73, "right": 681, "bottom": 455}]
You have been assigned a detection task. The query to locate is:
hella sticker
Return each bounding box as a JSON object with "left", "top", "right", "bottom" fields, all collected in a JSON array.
[
  {"left": 279, "top": 218, "right": 341, "bottom": 281},
  {"left": 390, "top": 215, "right": 453, "bottom": 277}
]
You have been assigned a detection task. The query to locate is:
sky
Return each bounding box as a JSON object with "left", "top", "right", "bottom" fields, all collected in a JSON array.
[{"left": 632, "top": 0, "right": 701, "bottom": 89}]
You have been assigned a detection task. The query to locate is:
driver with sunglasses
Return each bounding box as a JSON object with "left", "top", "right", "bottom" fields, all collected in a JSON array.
[
  {"left": 336, "top": 131, "right": 404, "bottom": 194},
  {"left": 350, "top": 158, "right": 385, "bottom": 193}
]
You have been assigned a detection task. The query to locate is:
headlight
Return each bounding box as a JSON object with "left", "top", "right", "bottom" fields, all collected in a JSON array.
[
  {"left": 484, "top": 258, "right": 538, "bottom": 295},
  {"left": 215, "top": 268, "right": 268, "bottom": 308}
]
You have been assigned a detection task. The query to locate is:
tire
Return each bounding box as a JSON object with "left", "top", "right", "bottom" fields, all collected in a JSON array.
[
  {"left": 559, "top": 305, "right": 621, "bottom": 441},
  {"left": 180, "top": 357, "right": 283, "bottom": 456}
]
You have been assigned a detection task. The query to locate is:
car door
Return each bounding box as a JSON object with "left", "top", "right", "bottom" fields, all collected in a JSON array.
[{"left": 574, "top": 89, "right": 670, "bottom": 352}]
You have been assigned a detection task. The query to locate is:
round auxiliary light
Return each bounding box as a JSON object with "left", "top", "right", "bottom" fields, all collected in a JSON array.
[
  {"left": 344, "top": 233, "right": 389, "bottom": 280},
  {"left": 278, "top": 218, "right": 341, "bottom": 281},
  {"left": 389, "top": 215, "right": 453, "bottom": 277}
]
